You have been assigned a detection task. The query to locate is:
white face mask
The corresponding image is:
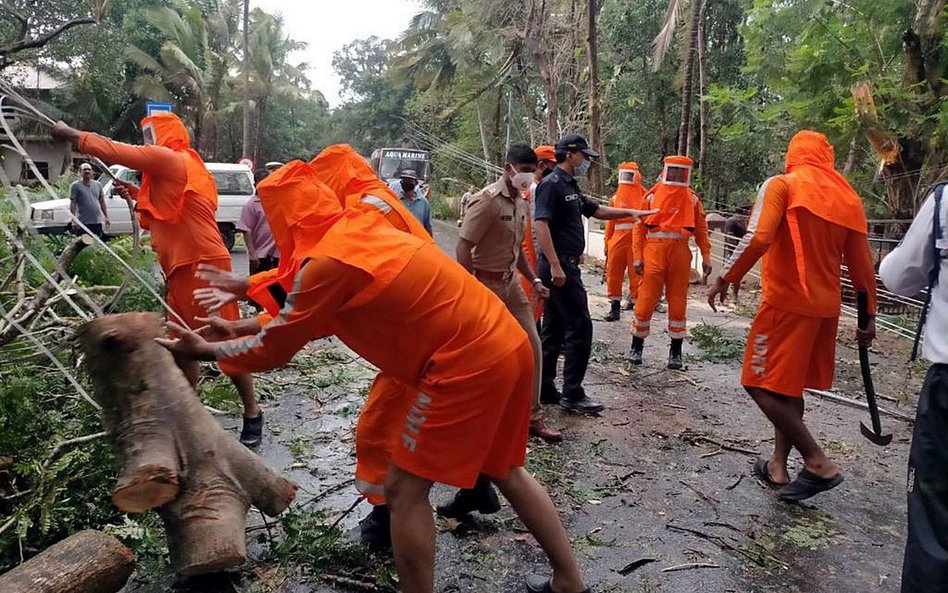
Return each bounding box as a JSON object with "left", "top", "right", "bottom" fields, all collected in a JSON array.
[
  {"left": 511, "top": 171, "right": 534, "bottom": 190},
  {"left": 575, "top": 157, "right": 591, "bottom": 177}
]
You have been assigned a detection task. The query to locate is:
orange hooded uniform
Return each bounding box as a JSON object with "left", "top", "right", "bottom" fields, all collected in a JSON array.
[
  {"left": 310, "top": 144, "right": 434, "bottom": 503},
  {"left": 605, "top": 162, "right": 646, "bottom": 302},
  {"left": 214, "top": 161, "right": 533, "bottom": 489},
  {"left": 78, "top": 113, "right": 240, "bottom": 331},
  {"left": 721, "top": 130, "right": 877, "bottom": 397},
  {"left": 632, "top": 156, "right": 711, "bottom": 339}
]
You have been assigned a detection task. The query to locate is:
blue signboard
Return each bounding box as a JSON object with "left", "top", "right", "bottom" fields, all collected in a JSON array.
[{"left": 145, "top": 101, "right": 173, "bottom": 116}]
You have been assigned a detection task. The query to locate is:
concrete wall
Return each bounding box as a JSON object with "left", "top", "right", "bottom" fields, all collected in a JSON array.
[{"left": 0, "top": 138, "right": 69, "bottom": 185}]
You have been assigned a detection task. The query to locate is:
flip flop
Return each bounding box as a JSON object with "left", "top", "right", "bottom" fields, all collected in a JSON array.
[
  {"left": 752, "top": 457, "right": 789, "bottom": 488},
  {"left": 778, "top": 468, "right": 844, "bottom": 501},
  {"left": 525, "top": 575, "right": 590, "bottom": 593}
]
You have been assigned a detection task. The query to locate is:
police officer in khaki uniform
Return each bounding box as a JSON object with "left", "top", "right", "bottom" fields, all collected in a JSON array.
[{"left": 436, "top": 143, "right": 560, "bottom": 520}]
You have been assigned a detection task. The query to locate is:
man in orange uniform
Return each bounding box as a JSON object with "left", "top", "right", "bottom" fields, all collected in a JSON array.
[
  {"left": 604, "top": 162, "right": 646, "bottom": 321},
  {"left": 50, "top": 114, "right": 263, "bottom": 447},
  {"left": 629, "top": 155, "right": 712, "bottom": 370},
  {"left": 158, "top": 161, "right": 591, "bottom": 593},
  {"left": 520, "top": 145, "right": 557, "bottom": 324},
  {"left": 708, "top": 130, "right": 877, "bottom": 501}
]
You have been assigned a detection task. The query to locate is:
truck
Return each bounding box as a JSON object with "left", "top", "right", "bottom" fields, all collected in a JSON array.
[{"left": 28, "top": 163, "right": 255, "bottom": 251}]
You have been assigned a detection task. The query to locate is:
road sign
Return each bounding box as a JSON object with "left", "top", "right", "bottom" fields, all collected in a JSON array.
[
  {"left": 145, "top": 101, "right": 173, "bottom": 116},
  {"left": 237, "top": 156, "right": 254, "bottom": 169}
]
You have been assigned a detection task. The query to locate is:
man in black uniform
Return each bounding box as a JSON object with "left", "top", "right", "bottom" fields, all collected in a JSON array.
[{"left": 534, "top": 134, "right": 655, "bottom": 413}]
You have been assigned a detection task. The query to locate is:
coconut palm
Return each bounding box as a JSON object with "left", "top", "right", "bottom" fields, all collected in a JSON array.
[
  {"left": 125, "top": 0, "right": 240, "bottom": 157},
  {"left": 652, "top": 0, "right": 705, "bottom": 156}
]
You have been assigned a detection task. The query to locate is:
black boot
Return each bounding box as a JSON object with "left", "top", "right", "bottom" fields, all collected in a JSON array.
[
  {"left": 239, "top": 412, "right": 263, "bottom": 448},
  {"left": 667, "top": 339, "right": 684, "bottom": 370},
  {"left": 436, "top": 474, "right": 501, "bottom": 519},
  {"left": 628, "top": 337, "right": 644, "bottom": 365},
  {"left": 359, "top": 504, "right": 392, "bottom": 551},
  {"left": 604, "top": 299, "right": 621, "bottom": 322}
]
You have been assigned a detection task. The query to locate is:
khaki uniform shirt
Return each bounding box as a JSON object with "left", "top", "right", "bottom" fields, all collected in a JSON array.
[{"left": 459, "top": 179, "right": 528, "bottom": 274}]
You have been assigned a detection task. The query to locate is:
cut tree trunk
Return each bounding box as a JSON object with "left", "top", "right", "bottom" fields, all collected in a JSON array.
[
  {"left": 0, "top": 530, "right": 135, "bottom": 593},
  {"left": 677, "top": 0, "right": 702, "bottom": 156},
  {"left": 77, "top": 313, "right": 298, "bottom": 577}
]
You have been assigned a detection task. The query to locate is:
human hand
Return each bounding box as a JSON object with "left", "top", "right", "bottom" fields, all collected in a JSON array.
[
  {"left": 195, "top": 263, "right": 249, "bottom": 299},
  {"left": 50, "top": 121, "right": 81, "bottom": 143},
  {"left": 193, "top": 286, "right": 237, "bottom": 313},
  {"left": 702, "top": 261, "right": 713, "bottom": 283},
  {"left": 856, "top": 317, "right": 876, "bottom": 347},
  {"left": 626, "top": 208, "right": 660, "bottom": 221},
  {"left": 534, "top": 280, "right": 551, "bottom": 300},
  {"left": 193, "top": 316, "right": 239, "bottom": 342},
  {"left": 633, "top": 260, "right": 644, "bottom": 276},
  {"left": 551, "top": 264, "right": 566, "bottom": 287},
  {"left": 707, "top": 277, "right": 730, "bottom": 312},
  {"left": 154, "top": 322, "right": 217, "bottom": 360},
  {"left": 112, "top": 179, "right": 139, "bottom": 201}
]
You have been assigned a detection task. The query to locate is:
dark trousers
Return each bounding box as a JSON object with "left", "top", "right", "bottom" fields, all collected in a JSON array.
[
  {"left": 537, "top": 254, "right": 592, "bottom": 401},
  {"left": 71, "top": 222, "right": 103, "bottom": 238},
  {"left": 249, "top": 256, "right": 279, "bottom": 275},
  {"left": 902, "top": 363, "right": 948, "bottom": 593}
]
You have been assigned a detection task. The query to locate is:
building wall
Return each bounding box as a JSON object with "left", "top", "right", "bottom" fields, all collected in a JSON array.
[{"left": 0, "top": 138, "right": 70, "bottom": 185}]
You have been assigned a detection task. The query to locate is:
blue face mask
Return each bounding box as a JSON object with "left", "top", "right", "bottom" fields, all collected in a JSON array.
[{"left": 575, "top": 158, "right": 591, "bottom": 177}]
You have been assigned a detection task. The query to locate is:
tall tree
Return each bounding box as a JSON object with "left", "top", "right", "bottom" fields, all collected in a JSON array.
[
  {"left": 240, "top": 0, "right": 250, "bottom": 158},
  {"left": 587, "top": 0, "right": 604, "bottom": 194}
]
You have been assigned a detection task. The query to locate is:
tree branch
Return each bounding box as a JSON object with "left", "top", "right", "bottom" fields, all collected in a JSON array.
[{"left": 0, "top": 16, "right": 97, "bottom": 57}]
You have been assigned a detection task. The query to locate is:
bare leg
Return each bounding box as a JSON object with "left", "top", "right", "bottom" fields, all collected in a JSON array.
[
  {"left": 385, "top": 465, "right": 435, "bottom": 593},
  {"left": 748, "top": 387, "right": 838, "bottom": 478},
  {"left": 230, "top": 372, "right": 260, "bottom": 417},
  {"left": 174, "top": 355, "right": 200, "bottom": 388},
  {"left": 493, "top": 467, "right": 586, "bottom": 593}
]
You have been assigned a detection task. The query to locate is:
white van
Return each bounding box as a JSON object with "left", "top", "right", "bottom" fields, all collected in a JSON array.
[{"left": 29, "top": 163, "right": 255, "bottom": 251}]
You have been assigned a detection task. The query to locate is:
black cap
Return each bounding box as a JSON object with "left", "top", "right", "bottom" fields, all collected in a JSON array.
[{"left": 555, "top": 133, "right": 600, "bottom": 158}]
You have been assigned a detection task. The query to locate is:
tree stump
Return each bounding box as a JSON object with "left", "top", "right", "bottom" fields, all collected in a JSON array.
[
  {"left": 0, "top": 530, "right": 135, "bottom": 593},
  {"left": 78, "top": 313, "right": 298, "bottom": 577}
]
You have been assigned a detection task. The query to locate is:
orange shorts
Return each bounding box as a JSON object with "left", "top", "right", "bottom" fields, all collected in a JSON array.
[
  {"left": 165, "top": 258, "right": 240, "bottom": 328},
  {"left": 167, "top": 258, "right": 243, "bottom": 378},
  {"left": 392, "top": 339, "right": 533, "bottom": 489},
  {"left": 741, "top": 302, "right": 838, "bottom": 398},
  {"left": 355, "top": 373, "right": 416, "bottom": 505}
]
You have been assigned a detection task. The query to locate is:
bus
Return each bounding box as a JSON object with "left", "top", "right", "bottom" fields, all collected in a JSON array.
[{"left": 370, "top": 148, "right": 431, "bottom": 184}]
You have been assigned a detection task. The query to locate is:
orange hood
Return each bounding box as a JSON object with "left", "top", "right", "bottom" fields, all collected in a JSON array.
[
  {"left": 136, "top": 112, "right": 216, "bottom": 227},
  {"left": 308, "top": 144, "right": 373, "bottom": 206},
  {"left": 256, "top": 160, "right": 345, "bottom": 259},
  {"left": 781, "top": 130, "right": 868, "bottom": 298},
  {"left": 643, "top": 156, "right": 696, "bottom": 230},
  {"left": 141, "top": 112, "right": 192, "bottom": 151},
  {"left": 615, "top": 162, "right": 645, "bottom": 210}
]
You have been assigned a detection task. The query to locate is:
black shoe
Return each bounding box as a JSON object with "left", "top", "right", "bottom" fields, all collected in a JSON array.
[
  {"left": 622, "top": 298, "right": 635, "bottom": 311},
  {"left": 667, "top": 339, "right": 683, "bottom": 370},
  {"left": 628, "top": 337, "right": 644, "bottom": 365},
  {"left": 559, "top": 396, "right": 605, "bottom": 414},
  {"left": 436, "top": 475, "right": 501, "bottom": 518},
  {"left": 239, "top": 412, "right": 263, "bottom": 448},
  {"left": 359, "top": 504, "right": 392, "bottom": 550},
  {"left": 603, "top": 300, "right": 621, "bottom": 322},
  {"left": 540, "top": 388, "right": 563, "bottom": 405},
  {"left": 525, "top": 574, "right": 590, "bottom": 593}
]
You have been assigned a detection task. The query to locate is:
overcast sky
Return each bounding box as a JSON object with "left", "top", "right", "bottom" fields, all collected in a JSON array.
[{"left": 251, "top": 0, "right": 421, "bottom": 108}]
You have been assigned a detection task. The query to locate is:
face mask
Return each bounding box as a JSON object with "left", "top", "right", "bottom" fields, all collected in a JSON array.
[
  {"left": 575, "top": 158, "right": 591, "bottom": 177},
  {"left": 510, "top": 171, "right": 534, "bottom": 190},
  {"left": 402, "top": 180, "right": 416, "bottom": 192}
]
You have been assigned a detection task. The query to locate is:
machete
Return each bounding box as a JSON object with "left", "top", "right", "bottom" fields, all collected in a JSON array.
[{"left": 857, "top": 290, "right": 892, "bottom": 446}]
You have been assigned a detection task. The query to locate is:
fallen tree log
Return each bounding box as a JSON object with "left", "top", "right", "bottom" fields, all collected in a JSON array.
[
  {"left": 0, "top": 530, "right": 135, "bottom": 593},
  {"left": 78, "top": 313, "right": 298, "bottom": 577}
]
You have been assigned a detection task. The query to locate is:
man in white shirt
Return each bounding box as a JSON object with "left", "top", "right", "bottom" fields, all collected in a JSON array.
[{"left": 879, "top": 182, "right": 948, "bottom": 593}]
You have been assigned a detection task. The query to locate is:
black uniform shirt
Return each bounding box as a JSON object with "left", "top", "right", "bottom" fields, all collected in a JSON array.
[{"left": 534, "top": 166, "right": 599, "bottom": 259}]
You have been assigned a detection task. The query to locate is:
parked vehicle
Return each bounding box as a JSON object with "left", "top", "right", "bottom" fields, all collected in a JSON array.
[{"left": 29, "top": 163, "right": 255, "bottom": 251}]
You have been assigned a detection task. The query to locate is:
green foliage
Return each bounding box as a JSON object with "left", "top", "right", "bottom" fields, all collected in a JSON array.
[
  {"left": 270, "top": 508, "right": 397, "bottom": 591},
  {"left": 689, "top": 322, "right": 745, "bottom": 362}
]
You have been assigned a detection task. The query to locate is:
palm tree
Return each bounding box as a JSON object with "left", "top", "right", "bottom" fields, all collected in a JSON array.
[
  {"left": 125, "top": 0, "right": 241, "bottom": 157},
  {"left": 652, "top": 0, "right": 705, "bottom": 157}
]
